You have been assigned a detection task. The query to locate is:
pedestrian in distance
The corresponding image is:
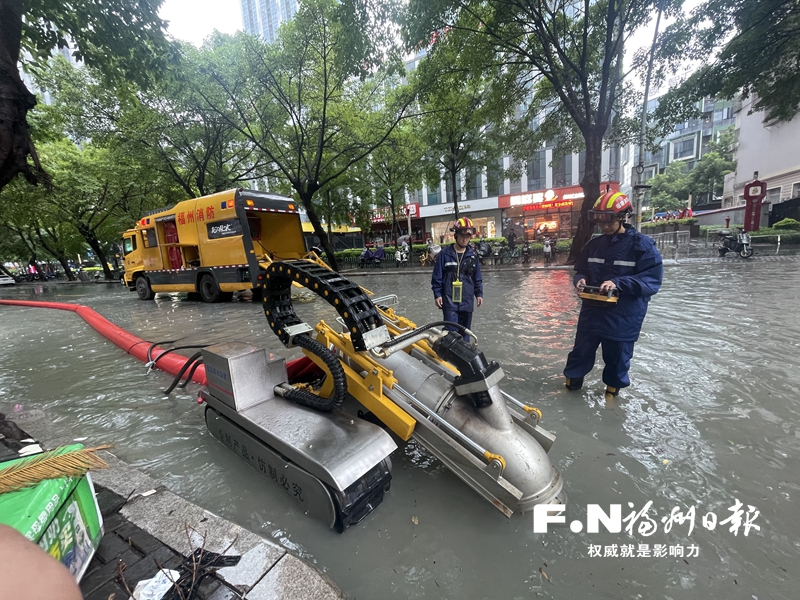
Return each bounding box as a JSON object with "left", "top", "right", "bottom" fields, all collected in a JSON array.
[
  {"left": 432, "top": 217, "right": 483, "bottom": 342},
  {"left": 563, "top": 191, "right": 663, "bottom": 403}
]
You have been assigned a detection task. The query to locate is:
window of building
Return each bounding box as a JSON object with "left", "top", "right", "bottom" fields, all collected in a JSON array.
[
  {"left": 527, "top": 150, "right": 546, "bottom": 191},
  {"left": 486, "top": 159, "right": 504, "bottom": 197},
  {"left": 608, "top": 145, "right": 620, "bottom": 181},
  {"left": 466, "top": 168, "right": 482, "bottom": 200},
  {"left": 578, "top": 151, "right": 586, "bottom": 183},
  {"left": 426, "top": 181, "right": 441, "bottom": 205},
  {"left": 672, "top": 137, "right": 695, "bottom": 160},
  {"left": 552, "top": 154, "right": 572, "bottom": 188},
  {"left": 510, "top": 178, "right": 521, "bottom": 194},
  {"left": 766, "top": 187, "right": 782, "bottom": 204},
  {"left": 791, "top": 182, "right": 800, "bottom": 198}
]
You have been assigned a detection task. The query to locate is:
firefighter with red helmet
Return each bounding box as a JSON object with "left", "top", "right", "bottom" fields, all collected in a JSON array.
[
  {"left": 563, "top": 191, "right": 663, "bottom": 402},
  {"left": 431, "top": 217, "right": 483, "bottom": 341}
]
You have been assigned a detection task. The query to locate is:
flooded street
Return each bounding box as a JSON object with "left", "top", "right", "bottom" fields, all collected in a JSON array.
[{"left": 1, "top": 258, "right": 798, "bottom": 599}]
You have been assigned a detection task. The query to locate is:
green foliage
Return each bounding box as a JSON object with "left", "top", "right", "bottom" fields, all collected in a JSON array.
[
  {"left": 648, "top": 161, "right": 692, "bottom": 211},
  {"left": 412, "top": 40, "right": 532, "bottom": 220},
  {"left": 654, "top": 0, "right": 800, "bottom": 126},
  {"left": 20, "top": 0, "right": 177, "bottom": 89},
  {"left": 773, "top": 218, "right": 800, "bottom": 230},
  {"left": 403, "top": 0, "right": 673, "bottom": 261},
  {"left": 198, "top": 0, "right": 414, "bottom": 269}
]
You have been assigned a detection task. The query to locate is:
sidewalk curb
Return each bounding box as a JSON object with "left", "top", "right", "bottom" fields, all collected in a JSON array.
[{"left": 15, "top": 418, "right": 345, "bottom": 600}]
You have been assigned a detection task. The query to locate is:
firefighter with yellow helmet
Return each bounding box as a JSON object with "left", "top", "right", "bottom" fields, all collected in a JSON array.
[
  {"left": 563, "top": 191, "right": 663, "bottom": 402},
  {"left": 431, "top": 217, "right": 483, "bottom": 341}
]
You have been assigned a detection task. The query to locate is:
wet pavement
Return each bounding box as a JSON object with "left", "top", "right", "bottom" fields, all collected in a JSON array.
[{"left": 1, "top": 254, "right": 798, "bottom": 599}]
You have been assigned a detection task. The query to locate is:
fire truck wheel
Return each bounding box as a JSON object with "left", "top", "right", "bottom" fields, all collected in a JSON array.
[
  {"left": 135, "top": 276, "right": 155, "bottom": 300},
  {"left": 199, "top": 274, "right": 222, "bottom": 303}
]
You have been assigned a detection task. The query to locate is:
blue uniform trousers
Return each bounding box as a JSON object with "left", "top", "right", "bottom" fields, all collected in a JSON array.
[
  {"left": 563, "top": 330, "right": 635, "bottom": 389},
  {"left": 442, "top": 308, "right": 473, "bottom": 342}
]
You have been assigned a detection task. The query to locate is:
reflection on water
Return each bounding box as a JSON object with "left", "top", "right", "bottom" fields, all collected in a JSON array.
[{"left": 1, "top": 260, "right": 798, "bottom": 599}]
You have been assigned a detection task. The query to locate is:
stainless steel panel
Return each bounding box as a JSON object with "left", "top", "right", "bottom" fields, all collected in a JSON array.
[
  {"left": 202, "top": 342, "right": 287, "bottom": 411},
  {"left": 202, "top": 391, "right": 396, "bottom": 492},
  {"left": 206, "top": 407, "right": 337, "bottom": 528}
]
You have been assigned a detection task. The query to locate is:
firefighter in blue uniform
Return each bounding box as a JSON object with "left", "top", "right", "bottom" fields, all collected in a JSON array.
[
  {"left": 564, "top": 191, "right": 663, "bottom": 401},
  {"left": 432, "top": 217, "right": 483, "bottom": 340}
]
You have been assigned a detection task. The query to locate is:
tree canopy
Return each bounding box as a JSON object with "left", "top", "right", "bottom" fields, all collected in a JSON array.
[
  {"left": 654, "top": 0, "right": 800, "bottom": 127},
  {"left": 0, "top": 0, "right": 176, "bottom": 190},
  {"left": 404, "top": 0, "right": 680, "bottom": 260}
]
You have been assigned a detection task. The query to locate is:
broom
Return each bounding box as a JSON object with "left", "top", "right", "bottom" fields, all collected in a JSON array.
[{"left": 0, "top": 444, "right": 112, "bottom": 495}]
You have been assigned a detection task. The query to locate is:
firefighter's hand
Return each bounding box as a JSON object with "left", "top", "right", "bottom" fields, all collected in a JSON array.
[
  {"left": 575, "top": 278, "right": 586, "bottom": 293},
  {"left": 435, "top": 297, "right": 443, "bottom": 308},
  {"left": 476, "top": 296, "right": 483, "bottom": 308},
  {"left": 599, "top": 280, "right": 617, "bottom": 294}
]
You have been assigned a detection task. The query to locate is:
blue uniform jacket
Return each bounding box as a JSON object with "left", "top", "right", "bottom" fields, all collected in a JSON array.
[
  {"left": 431, "top": 244, "right": 483, "bottom": 313},
  {"left": 573, "top": 226, "right": 663, "bottom": 342}
]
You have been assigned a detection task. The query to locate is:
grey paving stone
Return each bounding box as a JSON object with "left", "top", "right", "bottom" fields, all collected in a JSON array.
[
  {"left": 121, "top": 489, "right": 286, "bottom": 590},
  {"left": 95, "top": 533, "right": 133, "bottom": 564},
  {"left": 246, "top": 554, "right": 345, "bottom": 600},
  {"left": 91, "top": 450, "right": 162, "bottom": 498}
]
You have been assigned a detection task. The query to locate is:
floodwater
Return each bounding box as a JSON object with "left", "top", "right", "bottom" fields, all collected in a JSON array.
[{"left": 1, "top": 258, "right": 798, "bottom": 600}]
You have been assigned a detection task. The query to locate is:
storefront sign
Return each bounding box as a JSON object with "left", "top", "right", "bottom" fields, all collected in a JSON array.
[
  {"left": 444, "top": 203, "right": 471, "bottom": 213},
  {"left": 510, "top": 189, "right": 572, "bottom": 210},
  {"left": 372, "top": 202, "right": 420, "bottom": 223},
  {"left": 523, "top": 199, "right": 574, "bottom": 211},
  {"left": 499, "top": 183, "right": 619, "bottom": 210}
]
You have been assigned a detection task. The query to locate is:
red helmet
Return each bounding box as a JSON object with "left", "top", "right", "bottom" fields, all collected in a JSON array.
[
  {"left": 451, "top": 217, "right": 476, "bottom": 236},
  {"left": 589, "top": 191, "right": 632, "bottom": 223}
]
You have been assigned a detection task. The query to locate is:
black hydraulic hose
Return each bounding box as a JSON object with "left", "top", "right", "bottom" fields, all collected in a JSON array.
[
  {"left": 149, "top": 344, "right": 210, "bottom": 370},
  {"left": 163, "top": 351, "right": 204, "bottom": 394},
  {"left": 382, "top": 320, "right": 469, "bottom": 349},
  {"left": 146, "top": 339, "right": 184, "bottom": 363},
  {"left": 178, "top": 358, "right": 204, "bottom": 389},
  {"left": 275, "top": 334, "right": 346, "bottom": 412}
]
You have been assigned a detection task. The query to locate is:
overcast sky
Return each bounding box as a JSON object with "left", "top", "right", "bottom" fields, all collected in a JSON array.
[{"left": 160, "top": 0, "right": 243, "bottom": 47}]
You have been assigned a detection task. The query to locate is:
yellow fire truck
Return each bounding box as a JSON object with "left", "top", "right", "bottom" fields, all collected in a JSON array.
[{"left": 121, "top": 189, "right": 313, "bottom": 301}]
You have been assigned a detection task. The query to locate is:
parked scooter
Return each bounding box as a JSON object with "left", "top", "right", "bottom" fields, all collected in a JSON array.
[
  {"left": 477, "top": 238, "right": 493, "bottom": 265},
  {"left": 717, "top": 228, "right": 754, "bottom": 258},
  {"left": 542, "top": 237, "right": 555, "bottom": 264},
  {"left": 395, "top": 243, "right": 410, "bottom": 267},
  {"left": 521, "top": 241, "right": 531, "bottom": 265}
]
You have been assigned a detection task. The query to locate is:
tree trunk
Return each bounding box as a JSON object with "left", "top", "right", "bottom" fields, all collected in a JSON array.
[
  {"left": 57, "top": 256, "right": 76, "bottom": 281},
  {"left": 0, "top": 0, "right": 39, "bottom": 190},
  {"left": 568, "top": 129, "right": 604, "bottom": 264},
  {"left": 300, "top": 192, "right": 340, "bottom": 272},
  {"left": 450, "top": 169, "right": 459, "bottom": 222},
  {"left": 74, "top": 224, "right": 114, "bottom": 280}
]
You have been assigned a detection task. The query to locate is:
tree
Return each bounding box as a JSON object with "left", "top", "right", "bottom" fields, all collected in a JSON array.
[
  {"left": 351, "top": 120, "right": 425, "bottom": 245},
  {"left": 413, "top": 41, "right": 531, "bottom": 225},
  {"left": 648, "top": 161, "right": 691, "bottom": 211},
  {"left": 0, "top": 0, "right": 176, "bottom": 191},
  {"left": 654, "top": 0, "right": 800, "bottom": 127},
  {"left": 405, "top": 0, "right": 673, "bottom": 261},
  {"left": 199, "top": 0, "right": 414, "bottom": 270}
]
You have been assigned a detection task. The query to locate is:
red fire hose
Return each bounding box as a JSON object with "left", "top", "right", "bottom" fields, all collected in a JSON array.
[{"left": 0, "top": 299, "right": 314, "bottom": 385}]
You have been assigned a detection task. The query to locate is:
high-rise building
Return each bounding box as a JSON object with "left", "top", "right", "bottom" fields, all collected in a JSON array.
[{"left": 240, "top": 0, "right": 298, "bottom": 42}]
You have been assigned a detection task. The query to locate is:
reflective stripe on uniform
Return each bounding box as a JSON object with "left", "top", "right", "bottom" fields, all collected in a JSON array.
[
  {"left": 613, "top": 260, "right": 636, "bottom": 266},
  {"left": 444, "top": 261, "right": 458, "bottom": 267},
  {"left": 588, "top": 257, "right": 605, "bottom": 263}
]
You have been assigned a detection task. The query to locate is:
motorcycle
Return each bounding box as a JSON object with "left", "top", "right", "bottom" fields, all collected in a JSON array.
[
  {"left": 476, "top": 240, "right": 493, "bottom": 265},
  {"left": 717, "top": 228, "right": 754, "bottom": 258},
  {"left": 521, "top": 241, "right": 531, "bottom": 265},
  {"left": 542, "top": 237, "right": 554, "bottom": 264},
  {"left": 395, "top": 245, "right": 410, "bottom": 267},
  {"left": 420, "top": 241, "right": 441, "bottom": 267}
]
